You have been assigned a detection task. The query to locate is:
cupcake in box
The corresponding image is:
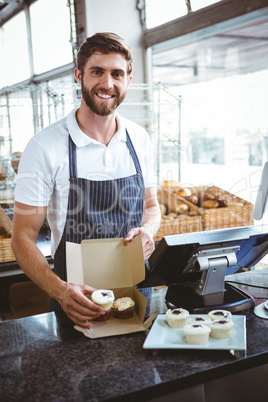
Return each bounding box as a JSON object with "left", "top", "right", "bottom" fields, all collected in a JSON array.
[
  {"left": 91, "top": 289, "right": 115, "bottom": 321},
  {"left": 112, "top": 297, "right": 135, "bottom": 319}
]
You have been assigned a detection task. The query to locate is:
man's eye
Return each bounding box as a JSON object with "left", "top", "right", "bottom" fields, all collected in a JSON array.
[{"left": 113, "top": 72, "right": 123, "bottom": 78}]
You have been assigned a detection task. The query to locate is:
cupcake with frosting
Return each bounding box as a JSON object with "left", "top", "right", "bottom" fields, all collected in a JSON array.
[
  {"left": 210, "top": 319, "right": 233, "bottom": 339},
  {"left": 208, "top": 309, "right": 232, "bottom": 322},
  {"left": 166, "top": 308, "right": 189, "bottom": 328},
  {"left": 112, "top": 297, "right": 135, "bottom": 319},
  {"left": 187, "top": 316, "right": 212, "bottom": 327},
  {"left": 91, "top": 289, "right": 115, "bottom": 321},
  {"left": 184, "top": 324, "right": 211, "bottom": 345}
]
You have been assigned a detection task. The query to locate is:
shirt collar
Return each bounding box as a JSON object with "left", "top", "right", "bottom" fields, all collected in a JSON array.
[{"left": 67, "top": 108, "right": 127, "bottom": 147}]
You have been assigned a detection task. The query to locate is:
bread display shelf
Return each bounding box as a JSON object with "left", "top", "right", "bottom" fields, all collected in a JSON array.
[{"left": 156, "top": 185, "right": 254, "bottom": 241}]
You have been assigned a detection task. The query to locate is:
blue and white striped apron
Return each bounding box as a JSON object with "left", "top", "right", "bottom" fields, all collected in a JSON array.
[{"left": 50, "top": 129, "right": 145, "bottom": 311}]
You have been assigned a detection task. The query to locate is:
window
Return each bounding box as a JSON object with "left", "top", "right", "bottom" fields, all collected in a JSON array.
[
  {"left": 145, "top": 0, "right": 222, "bottom": 29},
  {"left": 145, "top": 0, "right": 187, "bottom": 29},
  {"left": 148, "top": 3, "right": 268, "bottom": 203},
  {"left": 158, "top": 69, "right": 268, "bottom": 203},
  {"left": 0, "top": 12, "right": 29, "bottom": 88},
  {"left": 190, "top": 0, "right": 222, "bottom": 12},
  {"left": 0, "top": 0, "right": 73, "bottom": 89},
  {"left": 30, "top": 0, "right": 73, "bottom": 74}
]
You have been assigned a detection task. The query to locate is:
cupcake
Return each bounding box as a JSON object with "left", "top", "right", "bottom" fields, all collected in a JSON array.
[
  {"left": 112, "top": 297, "right": 135, "bottom": 319},
  {"left": 187, "top": 316, "right": 212, "bottom": 327},
  {"left": 94, "top": 310, "right": 111, "bottom": 321},
  {"left": 91, "top": 289, "right": 115, "bottom": 321},
  {"left": 208, "top": 309, "right": 232, "bottom": 322},
  {"left": 184, "top": 324, "right": 211, "bottom": 345},
  {"left": 210, "top": 319, "right": 233, "bottom": 339},
  {"left": 166, "top": 308, "right": 189, "bottom": 328}
]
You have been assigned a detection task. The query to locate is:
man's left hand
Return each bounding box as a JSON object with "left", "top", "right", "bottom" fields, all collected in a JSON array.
[{"left": 124, "top": 227, "right": 155, "bottom": 259}]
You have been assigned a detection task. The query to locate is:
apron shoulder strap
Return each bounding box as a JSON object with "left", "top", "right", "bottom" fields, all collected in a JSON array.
[
  {"left": 68, "top": 135, "right": 78, "bottom": 178},
  {"left": 126, "top": 129, "right": 143, "bottom": 176}
]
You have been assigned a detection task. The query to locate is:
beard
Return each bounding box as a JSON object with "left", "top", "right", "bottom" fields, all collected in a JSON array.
[{"left": 81, "top": 81, "right": 127, "bottom": 116}]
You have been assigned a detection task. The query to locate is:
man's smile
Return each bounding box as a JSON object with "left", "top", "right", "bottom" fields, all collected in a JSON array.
[{"left": 96, "top": 92, "right": 115, "bottom": 99}]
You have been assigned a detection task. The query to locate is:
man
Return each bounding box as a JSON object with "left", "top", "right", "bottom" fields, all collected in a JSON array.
[{"left": 11, "top": 32, "right": 161, "bottom": 328}]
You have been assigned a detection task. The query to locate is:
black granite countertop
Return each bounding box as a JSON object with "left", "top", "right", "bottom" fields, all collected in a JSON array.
[{"left": 1, "top": 269, "right": 268, "bottom": 402}]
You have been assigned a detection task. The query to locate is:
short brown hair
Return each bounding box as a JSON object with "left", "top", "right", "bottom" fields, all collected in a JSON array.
[{"left": 76, "top": 32, "right": 134, "bottom": 75}]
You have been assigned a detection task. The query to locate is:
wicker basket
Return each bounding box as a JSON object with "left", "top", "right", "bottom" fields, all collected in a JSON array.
[
  {"left": 154, "top": 215, "right": 202, "bottom": 242},
  {"left": 0, "top": 205, "right": 15, "bottom": 263},
  {"left": 0, "top": 236, "right": 16, "bottom": 263},
  {"left": 170, "top": 185, "right": 254, "bottom": 231},
  {"left": 155, "top": 189, "right": 202, "bottom": 242},
  {"left": 193, "top": 185, "right": 254, "bottom": 231},
  {"left": 156, "top": 185, "right": 254, "bottom": 236}
]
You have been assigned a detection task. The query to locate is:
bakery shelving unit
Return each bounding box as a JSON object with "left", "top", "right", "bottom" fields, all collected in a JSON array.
[
  {"left": 0, "top": 81, "right": 183, "bottom": 264},
  {"left": 0, "top": 81, "right": 182, "bottom": 192},
  {"left": 118, "top": 83, "right": 182, "bottom": 187}
]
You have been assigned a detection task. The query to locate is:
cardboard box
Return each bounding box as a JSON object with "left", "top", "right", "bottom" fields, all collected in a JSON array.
[{"left": 66, "top": 235, "right": 155, "bottom": 338}]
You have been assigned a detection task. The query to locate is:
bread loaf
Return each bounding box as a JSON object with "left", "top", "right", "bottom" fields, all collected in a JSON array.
[
  {"left": 161, "top": 179, "right": 180, "bottom": 189},
  {"left": 11, "top": 152, "right": 22, "bottom": 174},
  {"left": 176, "top": 188, "right": 192, "bottom": 197},
  {"left": 0, "top": 165, "right": 6, "bottom": 181}
]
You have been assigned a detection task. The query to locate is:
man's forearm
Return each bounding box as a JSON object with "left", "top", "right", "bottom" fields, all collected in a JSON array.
[
  {"left": 142, "top": 187, "right": 161, "bottom": 236},
  {"left": 142, "top": 204, "right": 161, "bottom": 236},
  {"left": 11, "top": 236, "right": 66, "bottom": 301}
]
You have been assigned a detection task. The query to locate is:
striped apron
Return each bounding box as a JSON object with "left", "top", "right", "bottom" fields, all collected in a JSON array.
[{"left": 50, "top": 130, "right": 145, "bottom": 311}]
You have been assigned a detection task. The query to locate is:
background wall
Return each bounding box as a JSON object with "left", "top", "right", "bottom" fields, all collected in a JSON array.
[{"left": 84, "top": 0, "right": 145, "bottom": 83}]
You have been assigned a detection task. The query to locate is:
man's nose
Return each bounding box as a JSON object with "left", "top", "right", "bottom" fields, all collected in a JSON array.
[{"left": 99, "top": 73, "right": 113, "bottom": 88}]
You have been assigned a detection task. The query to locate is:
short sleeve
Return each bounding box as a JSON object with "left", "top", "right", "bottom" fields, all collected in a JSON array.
[{"left": 15, "top": 139, "right": 54, "bottom": 206}]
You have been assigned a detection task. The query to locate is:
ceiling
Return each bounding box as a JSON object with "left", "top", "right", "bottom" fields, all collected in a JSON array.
[
  {"left": 151, "top": 9, "right": 268, "bottom": 86},
  {"left": 0, "top": 0, "right": 36, "bottom": 27},
  {"left": 1, "top": 1, "right": 268, "bottom": 87}
]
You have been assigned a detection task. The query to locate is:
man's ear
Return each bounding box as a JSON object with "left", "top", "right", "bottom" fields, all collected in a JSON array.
[
  {"left": 74, "top": 68, "right": 82, "bottom": 84},
  {"left": 128, "top": 75, "right": 133, "bottom": 87}
]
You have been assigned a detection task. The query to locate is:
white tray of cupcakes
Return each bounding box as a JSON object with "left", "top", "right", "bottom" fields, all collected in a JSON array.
[{"left": 143, "top": 308, "right": 246, "bottom": 350}]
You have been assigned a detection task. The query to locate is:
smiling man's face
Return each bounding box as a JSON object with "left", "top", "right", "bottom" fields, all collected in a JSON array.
[{"left": 76, "top": 52, "right": 132, "bottom": 116}]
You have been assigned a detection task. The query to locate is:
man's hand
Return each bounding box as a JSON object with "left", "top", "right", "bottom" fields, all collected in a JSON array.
[
  {"left": 125, "top": 187, "right": 160, "bottom": 259},
  {"left": 57, "top": 283, "right": 105, "bottom": 328},
  {"left": 12, "top": 202, "right": 106, "bottom": 329},
  {"left": 124, "top": 227, "right": 155, "bottom": 259}
]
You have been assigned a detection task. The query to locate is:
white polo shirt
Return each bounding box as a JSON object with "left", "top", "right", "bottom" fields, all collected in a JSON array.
[{"left": 15, "top": 108, "right": 156, "bottom": 256}]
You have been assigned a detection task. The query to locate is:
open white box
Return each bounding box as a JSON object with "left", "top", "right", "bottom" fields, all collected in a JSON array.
[{"left": 66, "top": 235, "right": 154, "bottom": 338}]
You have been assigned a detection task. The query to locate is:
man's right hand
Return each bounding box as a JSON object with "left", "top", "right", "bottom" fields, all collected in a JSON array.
[
  {"left": 11, "top": 202, "right": 105, "bottom": 329},
  {"left": 56, "top": 283, "right": 105, "bottom": 328}
]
